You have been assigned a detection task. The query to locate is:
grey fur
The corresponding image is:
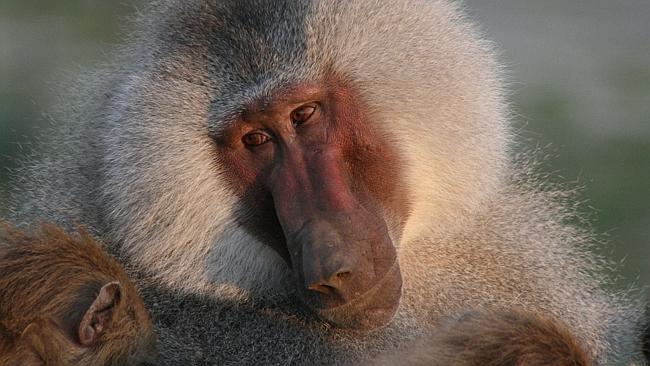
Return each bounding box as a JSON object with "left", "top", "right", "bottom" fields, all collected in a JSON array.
[{"left": 6, "top": 0, "right": 645, "bottom": 364}]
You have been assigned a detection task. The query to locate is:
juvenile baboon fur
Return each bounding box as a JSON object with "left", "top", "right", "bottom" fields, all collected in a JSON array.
[
  {"left": 6, "top": 0, "right": 645, "bottom": 364},
  {"left": 372, "top": 309, "right": 593, "bottom": 366},
  {"left": 0, "top": 223, "right": 156, "bottom": 366}
]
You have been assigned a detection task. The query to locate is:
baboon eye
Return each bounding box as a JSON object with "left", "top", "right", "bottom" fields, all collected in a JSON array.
[
  {"left": 242, "top": 132, "right": 270, "bottom": 147},
  {"left": 291, "top": 104, "right": 317, "bottom": 125}
]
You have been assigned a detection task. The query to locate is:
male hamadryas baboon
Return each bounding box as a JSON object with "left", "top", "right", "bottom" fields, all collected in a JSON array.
[{"left": 5, "top": 0, "right": 646, "bottom": 364}]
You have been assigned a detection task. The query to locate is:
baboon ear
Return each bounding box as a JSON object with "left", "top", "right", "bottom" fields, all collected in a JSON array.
[{"left": 78, "top": 281, "right": 122, "bottom": 346}]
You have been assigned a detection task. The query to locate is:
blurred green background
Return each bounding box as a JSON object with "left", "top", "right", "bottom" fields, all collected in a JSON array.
[{"left": 0, "top": 1, "right": 648, "bottom": 290}]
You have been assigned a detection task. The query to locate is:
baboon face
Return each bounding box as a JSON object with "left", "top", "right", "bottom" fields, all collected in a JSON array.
[
  {"left": 213, "top": 80, "right": 407, "bottom": 330},
  {"left": 107, "top": 0, "right": 505, "bottom": 331}
]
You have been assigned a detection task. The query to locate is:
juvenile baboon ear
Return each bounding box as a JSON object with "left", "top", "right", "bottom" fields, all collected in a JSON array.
[{"left": 78, "top": 281, "right": 122, "bottom": 346}]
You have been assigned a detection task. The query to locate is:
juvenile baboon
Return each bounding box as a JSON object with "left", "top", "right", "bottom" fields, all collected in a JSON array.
[
  {"left": 372, "top": 309, "right": 593, "bottom": 366},
  {"left": 6, "top": 0, "right": 645, "bottom": 364},
  {"left": 0, "top": 223, "right": 156, "bottom": 366}
]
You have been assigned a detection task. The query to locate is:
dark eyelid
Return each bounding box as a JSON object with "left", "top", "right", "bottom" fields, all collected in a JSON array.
[{"left": 291, "top": 103, "right": 318, "bottom": 124}]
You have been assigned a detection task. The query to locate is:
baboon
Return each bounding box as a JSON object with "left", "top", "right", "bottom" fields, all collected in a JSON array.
[
  {"left": 371, "top": 309, "right": 593, "bottom": 366},
  {"left": 0, "top": 223, "right": 156, "bottom": 366},
  {"left": 5, "top": 0, "right": 645, "bottom": 364}
]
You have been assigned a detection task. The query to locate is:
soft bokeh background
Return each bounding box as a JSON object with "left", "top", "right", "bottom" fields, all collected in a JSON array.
[{"left": 1, "top": 1, "right": 648, "bottom": 290}]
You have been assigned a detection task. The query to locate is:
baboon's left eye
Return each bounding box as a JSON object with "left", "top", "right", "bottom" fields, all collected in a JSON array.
[{"left": 291, "top": 104, "right": 317, "bottom": 126}]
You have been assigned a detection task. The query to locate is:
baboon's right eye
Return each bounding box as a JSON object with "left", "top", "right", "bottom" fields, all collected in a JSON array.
[{"left": 242, "top": 132, "right": 270, "bottom": 147}]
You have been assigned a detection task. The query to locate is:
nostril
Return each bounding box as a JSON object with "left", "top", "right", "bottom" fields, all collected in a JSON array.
[
  {"left": 307, "top": 283, "right": 336, "bottom": 295},
  {"left": 335, "top": 270, "right": 351, "bottom": 280},
  {"left": 306, "top": 269, "right": 352, "bottom": 295}
]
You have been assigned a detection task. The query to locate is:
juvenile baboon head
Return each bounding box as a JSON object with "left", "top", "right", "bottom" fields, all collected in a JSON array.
[{"left": 0, "top": 223, "right": 157, "bottom": 365}]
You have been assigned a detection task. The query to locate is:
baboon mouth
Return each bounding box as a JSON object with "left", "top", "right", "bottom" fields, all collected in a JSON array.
[{"left": 311, "top": 261, "right": 402, "bottom": 331}]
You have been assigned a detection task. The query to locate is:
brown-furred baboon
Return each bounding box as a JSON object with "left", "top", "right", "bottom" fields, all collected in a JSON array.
[
  {"left": 0, "top": 223, "right": 156, "bottom": 366},
  {"left": 5, "top": 0, "right": 645, "bottom": 364},
  {"left": 372, "top": 309, "right": 593, "bottom": 366}
]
